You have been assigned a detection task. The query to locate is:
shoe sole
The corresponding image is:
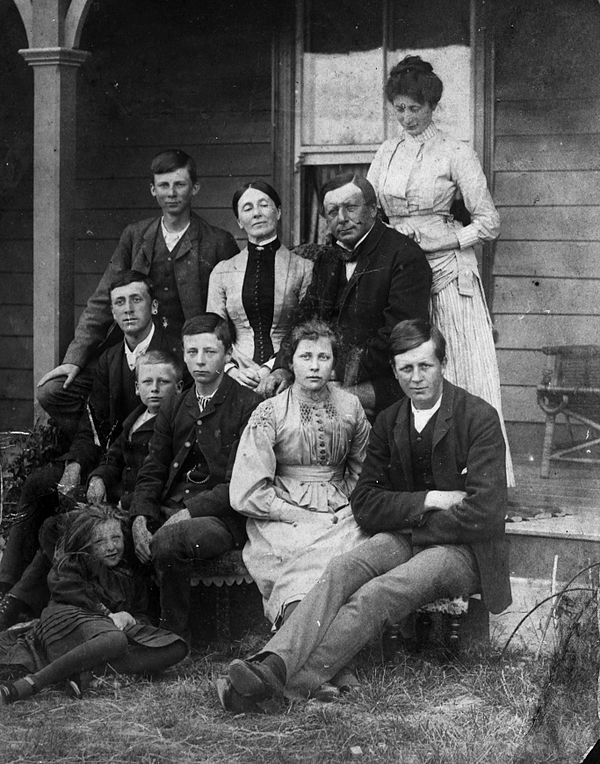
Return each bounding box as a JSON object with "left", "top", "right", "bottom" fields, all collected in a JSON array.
[
  {"left": 215, "top": 677, "right": 262, "bottom": 714},
  {"left": 228, "top": 659, "right": 268, "bottom": 699}
]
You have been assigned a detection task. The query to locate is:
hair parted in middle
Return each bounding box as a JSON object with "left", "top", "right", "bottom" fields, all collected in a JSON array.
[
  {"left": 181, "top": 312, "right": 232, "bottom": 349},
  {"left": 388, "top": 318, "right": 447, "bottom": 364},
  {"left": 231, "top": 180, "right": 282, "bottom": 217},
  {"left": 318, "top": 172, "right": 377, "bottom": 215},
  {"left": 385, "top": 55, "right": 443, "bottom": 107}
]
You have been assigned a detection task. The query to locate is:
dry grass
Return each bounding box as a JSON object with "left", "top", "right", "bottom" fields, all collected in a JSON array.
[{"left": 0, "top": 633, "right": 597, "bottom": 764}]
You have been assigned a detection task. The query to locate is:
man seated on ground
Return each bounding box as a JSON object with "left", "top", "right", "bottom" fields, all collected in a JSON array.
[
  {"left": 37, "top": 149, "right": 238, "bottom": 439},
  {"left": 0, "top": 350, "right": 183, "bottom": 631},
  {"left": 130, "top": 314, "right": 260, "bottom": 643},
  {"left": 0, "top": 271, "right": 182, "bottom": 612},
  {"left": 260, "top": 173, "right": 431, "bottom": 419},
  {"left": 217, "top": 318, "right": 511, "bottom": 710}
]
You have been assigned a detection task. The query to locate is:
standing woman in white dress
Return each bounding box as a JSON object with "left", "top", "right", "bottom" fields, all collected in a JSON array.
[
  {"left": 207, "top": 181, "right": 313, "bottom": 390},
  {"left": 367, "top": 55, "right": 513, "bottom": 484}
]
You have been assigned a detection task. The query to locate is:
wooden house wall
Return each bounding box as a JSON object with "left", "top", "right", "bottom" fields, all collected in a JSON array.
[
  {"left": 1, "top": 0, "right": 277, "bottom": 429},
  {"left": 491, "top": 0, "right": 600, "bottom": 454},
  {"left": 0, "top": 0, "right": 33, "bottom": 429}
]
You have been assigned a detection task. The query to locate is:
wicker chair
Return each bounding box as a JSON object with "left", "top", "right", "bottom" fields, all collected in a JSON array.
[{"left": 536, "top": 345, "right": 600, "bottom": 478}]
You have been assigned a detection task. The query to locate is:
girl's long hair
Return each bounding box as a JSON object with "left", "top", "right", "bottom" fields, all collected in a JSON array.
[{"left": 54, "top": 503, "right": 126, "bottom": 570}]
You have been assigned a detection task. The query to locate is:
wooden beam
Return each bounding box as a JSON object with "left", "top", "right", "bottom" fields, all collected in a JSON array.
[
  {"left": 472, "top": 0, "right": 496, "bottom": 311},
  {"left": 272, "top": 3, "right": 296, "bottom": 246},
  {"left": 19, "top": 46, "right": 90, "bottom": 420}
]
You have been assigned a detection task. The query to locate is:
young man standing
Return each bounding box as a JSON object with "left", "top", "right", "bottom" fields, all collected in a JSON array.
[
  {"left": 130, "top": 314, "right": 259, "bottom": 642},
  {"left": 37, "top": 150, "right": 238, "bottom": 438}
]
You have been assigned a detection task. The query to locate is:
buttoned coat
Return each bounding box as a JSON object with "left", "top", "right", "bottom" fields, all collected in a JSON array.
[
  {"left": 89, "top": 403, "right": 157, "bottom": 505},
  {"left": 281, "top": 219, "right": 431, "bottom": 412},
  {"left": 207, "top": 245, "right": 313, "bottom": 369},
  {"left": 351, "top": 379, "right": 511, "bottom": 613},
  {"left": 63, "top": 213, "right": 238, "bottom": 368},
  {"left": 130, "top": 376, "right": 260, "bottom": 546},
  {"left": 66, "top": 322, "right": 181, "bottom": 474}
]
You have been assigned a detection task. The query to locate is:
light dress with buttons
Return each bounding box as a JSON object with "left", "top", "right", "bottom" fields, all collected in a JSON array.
[{"left": 230, "top": 384, "right": 371, "bottom": 624}]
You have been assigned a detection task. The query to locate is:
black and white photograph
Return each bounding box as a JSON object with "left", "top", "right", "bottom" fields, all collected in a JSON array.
[{"left": 0, "top": 1, "right": 599, "bottom": 761}]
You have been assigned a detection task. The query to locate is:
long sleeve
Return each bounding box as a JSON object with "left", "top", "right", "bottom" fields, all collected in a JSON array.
[
  {"left": 206, "top": 265, "right": 227, "bottom": 319},
  {"left": 48, "top": 556, "right": 113, "bottom": 613},
  {"left": 89, "top": 429, "right": 127, "bottom": 497},
  {"left": 357, "top": 239, "right": 431, "bottom": 384},
  {"left": 183, "top": 393, "right": 258, "bottom": 520},
  {"left": 451, "top": 143, "right": 500, "bottom": 249},
  {"left": 129, "top": 402, "right": 176, "bottom": 524},
  {"left": 63, "top": 226, "right": 137, "bottom": 367},
  {"left": 341, "top": 400, "right": 371, "bottom": 495},
  {"left": 351, "top": 413, "right": 427, "bottom": 532},
  {"left": 65, "top": 349, "right": 115, "bottom": 472},
  {"left": 412, "top": 408, "right": 507, "bottom": 545},
  {"left": 230, "top": 402, "right": 300, "bottom": 524}
]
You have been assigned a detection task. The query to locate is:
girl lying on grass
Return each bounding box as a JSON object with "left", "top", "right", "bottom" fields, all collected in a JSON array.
[{"left": 0, "top": 504, "right": 187, "bottom": 705}]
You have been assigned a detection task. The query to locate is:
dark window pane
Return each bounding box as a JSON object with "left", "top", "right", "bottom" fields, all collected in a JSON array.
[
  {"left": 306, "top": 0, "right": 384, "bottom": 53},
  {"left": 390, "top": 0, "right": 470, "bottom": 49}
]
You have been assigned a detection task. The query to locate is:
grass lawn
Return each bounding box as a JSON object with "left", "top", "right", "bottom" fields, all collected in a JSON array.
[{"left": 0, "top": 626, "right": 598, "bottom": 764}]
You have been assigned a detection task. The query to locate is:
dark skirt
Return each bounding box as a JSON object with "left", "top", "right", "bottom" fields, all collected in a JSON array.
[{"left": 0, "top": 605, "right": 184, "bottom": 675}]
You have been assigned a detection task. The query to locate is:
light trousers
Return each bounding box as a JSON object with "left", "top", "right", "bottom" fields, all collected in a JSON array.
[{"left": 261, "top": 532, "right": 480, "bottom": 697}]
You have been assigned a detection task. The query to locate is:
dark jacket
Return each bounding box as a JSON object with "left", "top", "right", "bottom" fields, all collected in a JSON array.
[
  {"left": 66, "top": 322, "right": 182, "bottom": 474},
  {"left": 351, "top": 380, "right": 511, "bottom": 614},
  {"left": 130, "top": 376, "right": 260, "bottom": 546},
  {"left": 47, "top": 553, "right": 149, "bottom": 622},
  {"left": 63, "top": 213, "right": 239, "bottom": 368},
  {"left": 88, "top": 404, "right": 157, "bottom": 506},
  {"left": 279, "top": 219, "right": 431, "bottom": 412}
]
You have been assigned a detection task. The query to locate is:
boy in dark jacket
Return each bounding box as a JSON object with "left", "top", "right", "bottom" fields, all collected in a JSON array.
[
  {"left": 130, "top": 313, "right": 260, "bottom": 642},
  {"left": 87, "top": 350, "right": 184, "bottom": 511},
  {"left": 0, "top": 351, "right": 183, "bottom": 631}
]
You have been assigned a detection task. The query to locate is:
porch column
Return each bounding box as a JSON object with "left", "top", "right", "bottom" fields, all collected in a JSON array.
[{"left": 18, "top": 47, "right": 90, "bottom": 418}]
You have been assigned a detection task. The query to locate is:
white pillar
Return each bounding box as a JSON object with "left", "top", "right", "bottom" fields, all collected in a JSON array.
[{"left": 19, "top": 47, "right": 90, "bottom": 418}]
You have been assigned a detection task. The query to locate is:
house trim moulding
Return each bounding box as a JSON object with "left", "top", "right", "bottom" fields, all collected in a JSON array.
[{"left": 18, "top": 47, "right": 91, "bottom": 67}]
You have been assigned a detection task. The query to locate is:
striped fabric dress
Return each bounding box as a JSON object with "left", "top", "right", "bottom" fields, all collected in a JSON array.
[{"left": 368, "top": 123, "right": 514, "bottom": 485}]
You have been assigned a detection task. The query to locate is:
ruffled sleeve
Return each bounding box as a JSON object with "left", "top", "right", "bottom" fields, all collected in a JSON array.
[{"left": 229, "top": 399, "right": 299, "bottom": 524}]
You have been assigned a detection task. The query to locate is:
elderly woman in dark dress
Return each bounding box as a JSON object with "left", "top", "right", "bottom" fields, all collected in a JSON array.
[{"left": 207, "top": 181, "right": 313, "bottom": 389}]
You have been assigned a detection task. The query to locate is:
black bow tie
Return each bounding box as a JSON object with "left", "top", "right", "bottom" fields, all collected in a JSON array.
[{"left": 335, "top": 243, "right": 358, "bottom": 263}]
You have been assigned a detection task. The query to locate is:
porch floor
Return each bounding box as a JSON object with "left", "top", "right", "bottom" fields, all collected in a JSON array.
[
  {"left": 507, "top": 458, "right": 600, "bottom": 582},
  {"left": 509, "top": 458, "right": 600, "bottom": 542}
]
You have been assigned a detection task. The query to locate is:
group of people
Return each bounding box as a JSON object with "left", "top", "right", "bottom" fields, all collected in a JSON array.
[{"left": 0, "top": 56, "right": 511, "bottom": 709}]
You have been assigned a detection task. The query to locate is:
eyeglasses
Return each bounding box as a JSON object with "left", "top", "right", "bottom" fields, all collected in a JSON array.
[{"left": 323, "top": 203, "right": 363, "bottom": 221}]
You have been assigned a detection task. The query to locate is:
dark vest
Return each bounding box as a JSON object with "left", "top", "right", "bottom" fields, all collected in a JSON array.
[
  {"left": 149, "top": 228, "right": 186, "bottom": 335},
  {"left": 409, "top": 411, "right": 438, "bottom": 491}
]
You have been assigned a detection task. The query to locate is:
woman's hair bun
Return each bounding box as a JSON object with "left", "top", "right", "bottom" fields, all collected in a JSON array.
[
  {"left": 396, "top": 56, "right": 434, "bottom": 75},
  {"left": 386, "top": 55, "right": 442, "bottom": 105}
]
